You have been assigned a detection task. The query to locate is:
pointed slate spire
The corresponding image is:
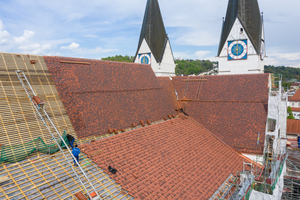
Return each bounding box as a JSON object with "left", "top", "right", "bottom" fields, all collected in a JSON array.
[
  {"left": 135, "top": 0, "right": 168, "bottom": 63},
  {"left": 218, "top": 0, "right": 262, "bottom": 56}
]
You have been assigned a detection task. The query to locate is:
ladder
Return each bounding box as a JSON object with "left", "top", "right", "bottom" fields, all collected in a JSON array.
[{"left": 15, "top": 70, "right": 101, "bottom": 200}]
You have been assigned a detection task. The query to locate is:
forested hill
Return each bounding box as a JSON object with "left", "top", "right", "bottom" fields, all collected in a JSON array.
[
  {"left": 100, "top": 56, "right": 300, "bottom": 81},
  {"left": 102, "top": 55, "right": 134, "bottom": 62},
  {"left": 175, "top": 59, "right": 217, "bottom": 75},
  {"left": 264, "top": 65, "right": 300, "bottom": 81},
  {"left": 101, "top": 55, "right": 217, "bottom": 76}
]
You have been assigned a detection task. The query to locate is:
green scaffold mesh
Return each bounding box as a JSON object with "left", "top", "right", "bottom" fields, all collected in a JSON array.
[{"left": 0, "top": 131, "right": 69, "bottom": 164}]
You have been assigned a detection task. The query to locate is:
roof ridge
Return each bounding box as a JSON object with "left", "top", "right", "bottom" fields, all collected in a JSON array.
[{"left": 44, "top": 56, "right": 153, "bottom": 67}]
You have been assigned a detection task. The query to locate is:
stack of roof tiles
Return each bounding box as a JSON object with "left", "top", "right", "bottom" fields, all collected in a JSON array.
[
  {"left": 172, "top": 74, "right": 269, "bottom": 154},
  {"left": 45, "top": 57, "right": 176, "bottom": 138},
  {"left": 80, "top": 115, "right": 251, "bottom": 199}
]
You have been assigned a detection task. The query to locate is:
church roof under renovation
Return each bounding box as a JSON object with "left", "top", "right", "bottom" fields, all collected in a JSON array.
[
  {"left": 80, "top": 115, "right": 251, "bottom": 199},
  {"left": 172, "top": 74, "right": 269, "bottom": 154},
  {"left": 1, "top": 52, "right": 269, "bottom": 199},
  {"left": 218, "top": 0, "right": 262, "bottom": 56},
  {"left": 134, "top": 0, "right": 168, "bottom": 63},
  {"left": 45, "top": 56, "right": 176, "bottom": 139}
]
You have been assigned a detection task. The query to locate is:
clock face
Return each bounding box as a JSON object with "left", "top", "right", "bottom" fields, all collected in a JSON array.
[
  {"left": 228, "top": 40, "right": 247, "bottom": 60},
  {"left": 138, "top": 53, "right": 151, "bottom": 64}
]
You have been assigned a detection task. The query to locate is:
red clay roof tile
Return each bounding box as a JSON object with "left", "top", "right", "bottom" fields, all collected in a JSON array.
[
  {"left": 80, "top": 115, "right": 250, "bottom": 199},
  {"left": 290, "top": 90, "right": 300, "bottom": 101},
  {"left": 44, "top": 56, "right": 176, "bottom": 139},
  {"left": 171, "top": 74, "right": 269, "bottom": 154},
  {"left": 291, "top": 108, "right": 300, "bottom": 112}
]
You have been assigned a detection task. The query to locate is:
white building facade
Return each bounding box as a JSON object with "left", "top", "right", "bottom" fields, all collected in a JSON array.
[
  {"left": 134, "top": 0, "right": 176, "bottom": 76},
  {"left": 217, "top": 0, "right": 266, "bottom": 75}
]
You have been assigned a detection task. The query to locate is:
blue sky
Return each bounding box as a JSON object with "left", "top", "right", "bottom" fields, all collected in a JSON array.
[{"left": 0, "top": 0, "right": 299, "bottom": 67}]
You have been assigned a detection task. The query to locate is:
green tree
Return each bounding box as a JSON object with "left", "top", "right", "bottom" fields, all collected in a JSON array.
[
  {"left": 175, "top": 59, "right": 217, "bottom": 76},
  {"left": 102, "top": 55, "right": 134, "bottom": 63},
  {"left": 287, "top": 106, "right": 295, "bottom": 119}
]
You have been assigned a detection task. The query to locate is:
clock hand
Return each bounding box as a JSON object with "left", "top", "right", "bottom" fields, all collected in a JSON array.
[{"left": 236, "top": 45, "right": 239, "bottom": 54}]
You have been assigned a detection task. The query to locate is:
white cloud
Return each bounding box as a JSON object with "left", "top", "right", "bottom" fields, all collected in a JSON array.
[
  {"left": 19, "top": 43, "right": 41, "bottom": 50},
  {"left": 42, "top": 44, "right": 52, "bottom": 50},
  {"left": 67, "top": 12, "right": 85, "bottom": 21},
  {"left": 175, "top": 30, "right": 220, "bottom": 46},
  {"left": 195, "top": 51, "right": 211, "bottom": 59},
  {"left": 0, "top": 20, "right": 10, "bottom": 45},
  {"left": 14, "top": 30, "right": 35, "bottom": 44},
  {"left": 61, "top": 42, "right": 80, "bottom": 50},
  {"left": 263, "top": 49, "right": 300, "bottom": 68},
  {"left": 18, "top": 43, "right": 52, "bottom": 55},
  {"left": 0, "top": 20, "right": 3, "bottom": 30},
  {"left": 85, "top": 35, "right": 98, "bottom": 38},
  {"left": 272, "top": 52, "right": 300, "bottom": 61},
  {"left": 92, "top": 47, "right": 116, "bottom": 53}
]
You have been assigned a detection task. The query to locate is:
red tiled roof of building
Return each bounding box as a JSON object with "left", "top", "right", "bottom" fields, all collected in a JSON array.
[
  {"left": 290, "top": 89, "right": 300, "bottom": 101},
  {"left": 45, "top": 56, "right": 176, "bottom": 139},
  {"left": 80, "top": 115, "right": 252, "bottom": 199},
  {"left": 287, "top": 119, "right": 300, "bottom": 135},
  {"left": 172, "top": 74, "right": 269, "bottom": 102},
  {"left": 291, "top": 108, "right": 300, "bottom": 112},
  {"left": 291, "top": 83, "right": 300, "bottom": 86},
  {"left": 172, "top": 74, "right": 269, "bottom": 154},
  {"left": 157, "top": 77, "right": 180, "bottom": 111}
]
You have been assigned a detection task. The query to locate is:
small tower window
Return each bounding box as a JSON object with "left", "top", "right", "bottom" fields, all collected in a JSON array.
[{"left": 240, "top": 28, "right": 244, "bottom": 34}]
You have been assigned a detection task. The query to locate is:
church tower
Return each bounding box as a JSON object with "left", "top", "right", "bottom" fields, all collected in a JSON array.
[
  {"left": 218, "top": 0, "right": 266, "bottom": 75},
  {"left": 134, "top": 0, "right": 176, "bottom": 76}
]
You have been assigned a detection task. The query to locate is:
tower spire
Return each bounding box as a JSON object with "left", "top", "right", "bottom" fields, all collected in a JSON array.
[
  {"left": 134, "top": 0, "right": 176, "bottom": 76},
  {"left": 135, "top": 0, "right": 167, "bottom": 63},
  {"left": 218, "top": 0, "right": 262, "bottom": 56}
]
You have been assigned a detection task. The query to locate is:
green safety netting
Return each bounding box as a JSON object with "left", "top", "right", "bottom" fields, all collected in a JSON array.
[{"left": 0, "top": 131, "right": 69, "bottom": 164}]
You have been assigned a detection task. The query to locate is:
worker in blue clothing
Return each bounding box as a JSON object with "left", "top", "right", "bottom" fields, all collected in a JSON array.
[
  {"left": 298, "top": 135, "right": 300, "bottom": 148},
  {"left": 72, "top": 144, "right": 80, "bottom": 166}
]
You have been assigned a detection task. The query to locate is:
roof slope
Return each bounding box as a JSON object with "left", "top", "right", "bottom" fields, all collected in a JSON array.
[
  {"left": 218, "top": 0, "right": 262, "bottom": 56},
  {"left": 135, "top": 0, "right": 168, "bottom": 63},
  {"left": 289, "top": 89, "right": 300, "bottom": 101},
  {"left": 157, "top": 77, "right": 180, "bottom": 111},
  {"left": 80, "top": 116, "right": 250, "bottom": 199},
  {"left": 172, "top": 74, "right": 269, "bottom": 154},
  {"left": 287, "top": 119, "right": 300, "bottom": 135},
  {"left": 45, "top": 56, "right": 176, "bottom": 139}
]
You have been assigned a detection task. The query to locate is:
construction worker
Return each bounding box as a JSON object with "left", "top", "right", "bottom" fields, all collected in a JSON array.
[
  {"left": 67, "top": 134, "right": 75, "bottom": 149},
  {"left": 72, "top": 145, "right": 80, "bottom": 166},
  {"left": 298, "top": 135, "right": 300, "bottom": 148}
]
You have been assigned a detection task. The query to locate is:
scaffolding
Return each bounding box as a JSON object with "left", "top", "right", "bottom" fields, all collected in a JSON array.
[
  {"left": 282, "top": 148, "right": 300, "bottom": 199},
  {"left": 215, "top": 74, "right": 287, "bottom": 200}
]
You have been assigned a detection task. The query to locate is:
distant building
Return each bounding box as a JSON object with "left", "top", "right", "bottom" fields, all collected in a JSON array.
[
  {"left": 134, "top": 0, "right": 176, "bottom": 76},
  {"left": 288, "top": 89, "right": 300, "bottom": 108},
  {"left": 290, "top": 82, "right": 300, "bottom": 90},
  {"left": 217, "top": 0, "right": 266, "bottom": 75}
]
